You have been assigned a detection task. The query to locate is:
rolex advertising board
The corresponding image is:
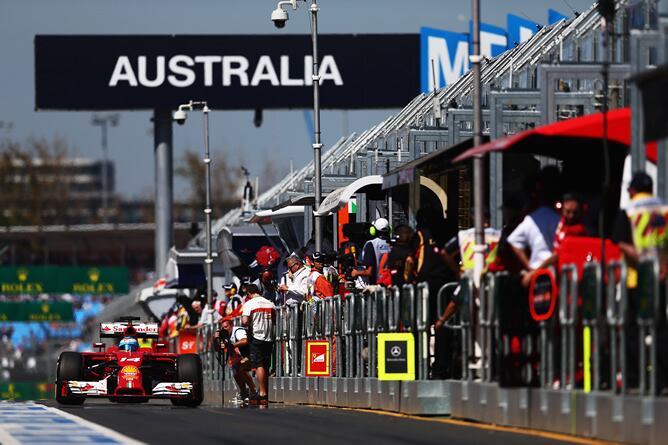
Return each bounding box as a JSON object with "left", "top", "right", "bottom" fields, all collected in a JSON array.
[{"left": 0, "top": 266, "right": 129, "bottom": 295}]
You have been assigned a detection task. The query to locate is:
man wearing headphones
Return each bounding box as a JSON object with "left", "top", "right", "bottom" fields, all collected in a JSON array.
[{"left": 351, "top": 218, "right": 392, "bottom": 286}]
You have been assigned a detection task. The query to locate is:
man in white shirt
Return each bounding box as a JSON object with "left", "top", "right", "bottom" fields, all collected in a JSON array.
[
  {"left": 241, "top": 284, "right": 275, "bottom": 406},
  {"left": 508, "top": 205, "right": 560, "bottom": 285},
  {"left": 277, "top": 255, "right": 309, "bottom": 305}
]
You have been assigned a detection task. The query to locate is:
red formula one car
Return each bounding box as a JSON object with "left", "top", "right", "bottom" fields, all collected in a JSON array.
[{"left": 55, "top": 316, "right": 203, "bottom": 407}]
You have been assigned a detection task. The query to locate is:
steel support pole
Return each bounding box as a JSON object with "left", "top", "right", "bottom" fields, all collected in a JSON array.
[
  {"left": 203, "top": 105, "right": 214, "bottom": 325},
  {"left": 153, "top": 109, "right": 174, "bottom": 277},
  {"left": 311, "top": 0, "right": 323, "bottom": 252},
  {"left": 472, "top": 0, "right": 485, "bottom": 286},
  {"left": 659, "top": 1, "right": 668, "bottom": 199},
  {"left": 101, "top": 122, "right": 109, "bottom": 224}
]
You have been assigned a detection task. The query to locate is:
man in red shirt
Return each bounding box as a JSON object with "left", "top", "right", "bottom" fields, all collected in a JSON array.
[{"left": 521, "top": 193, "right": 588, "bottom": 287}]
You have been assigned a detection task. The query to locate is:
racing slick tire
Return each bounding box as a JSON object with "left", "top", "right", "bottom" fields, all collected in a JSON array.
[
  {"left": 171, "top": 354, "right": 203, "bottom": 407},
  {"left": 55, "top": 352, "right": 85, "bottom": 405}
]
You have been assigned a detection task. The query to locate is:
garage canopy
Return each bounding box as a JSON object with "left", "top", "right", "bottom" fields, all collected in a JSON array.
[
  {"left": 314, "top": 175, "right": 383, "bottom": 217},
  {"left": 248, "top": 205, "right": 306, "bottom": 224},
  {"left": 382, "top": 138, "right": 483, "bottom": 190}
]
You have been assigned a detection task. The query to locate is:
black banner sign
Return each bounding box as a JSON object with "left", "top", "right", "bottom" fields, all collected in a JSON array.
[{"left": 35, "top": 34, "right": 420, "bottom": 111}]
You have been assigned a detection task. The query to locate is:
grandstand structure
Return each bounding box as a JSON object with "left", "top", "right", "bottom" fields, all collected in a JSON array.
[{"left": 192, "top": 0, "right": 655, "bottom": 247}]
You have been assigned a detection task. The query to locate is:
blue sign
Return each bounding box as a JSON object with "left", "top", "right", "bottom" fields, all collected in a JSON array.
[
  {"left": 420, "top": 27, "right": 469, "bottom": 93},
  {"left": 548, "top": 9, "right": 569, "bottom": 25},
  {"left": 507, "top": 14, "right": 541, "bottom": 47},
  {"left": 420, "top": 8, "right": 573, "bottom": 92},
  {"left": 470, "top": 21, "right": 508, "bottom": 58}
]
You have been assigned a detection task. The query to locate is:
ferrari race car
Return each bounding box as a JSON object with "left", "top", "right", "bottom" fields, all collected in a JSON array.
[{"left": 55, "top": 316, "right": 203, "bottom": 406}]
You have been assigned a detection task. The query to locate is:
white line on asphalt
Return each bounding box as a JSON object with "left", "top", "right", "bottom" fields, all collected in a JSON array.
[{"left": 0, "top": 402, "right": 145, "bottom": 445}]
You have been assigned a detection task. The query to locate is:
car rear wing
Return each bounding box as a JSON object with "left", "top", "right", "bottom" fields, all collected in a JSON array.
[{"left": 100, "top": 321, "right": 159, "bottom": 338}]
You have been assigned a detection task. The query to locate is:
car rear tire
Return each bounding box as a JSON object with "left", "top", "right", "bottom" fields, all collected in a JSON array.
[
  {"left": 55, "top": 352, "right": 85, "bottom": 405},
  {"left": 170, "top": 354, "right": 203, "bottom": 407}
]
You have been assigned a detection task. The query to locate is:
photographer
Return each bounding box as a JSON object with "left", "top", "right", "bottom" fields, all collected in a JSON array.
[{"left": 215, "top": 318, "right": 256, "bottom": 404}]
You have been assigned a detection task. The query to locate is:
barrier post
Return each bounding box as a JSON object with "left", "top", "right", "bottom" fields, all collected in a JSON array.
[
  {"left": 354, "top": 293, "right": 366, "bottom": 377},
  {"left": 606, "top": 260, "right": 628, "bottom": 394},
  {"left": 289, "top": 304, "right": 299, "bottom": 377},
  {"left": 333, "top": 295, "right": 342, "bottom": 377},
  {"left": 416, "top": 282, "right": 430, "bottom": 380},
  {"left": 344, "top": 294, "right": 354, "bottom": 377},
  {"left": 479, "top": 273, "right": 496, "bottom": 382},
  {"left": 301, "top": 301, "right": 310, "bottom": 376},
  {"left": 637, "top": 256, "right": 660, "bottom": 395},
  {"left": 581, "top": 261, "right": 602, "bottom": 392},
  {"left": 559, "top": 264, "right": 578, "bottom": 389},
  {"left": 368, "top": 288, "right": 386, "bottom": 378},
  {"left": 275, "top": 306, "right": 284, "bottom": 377},
  {"left": 388, "top": 286, "right": 400, "bottom": 332},
  {"left": 400, "top": 284, "right": 416, "bottom": 333},
  {"left": 324, "top": 297, "right": 333, "bottom": 376}
]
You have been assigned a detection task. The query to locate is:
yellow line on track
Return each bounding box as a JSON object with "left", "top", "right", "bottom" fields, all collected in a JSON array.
[{"left": 300, "top": 404, "right": 620, "bottom": 445}]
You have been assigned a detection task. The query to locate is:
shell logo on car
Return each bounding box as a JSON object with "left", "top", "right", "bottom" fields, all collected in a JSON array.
[{"left": 120, "top": 365, "right": 139, "bottom": 380}]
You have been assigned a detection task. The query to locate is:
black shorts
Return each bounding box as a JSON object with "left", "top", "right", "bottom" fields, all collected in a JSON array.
[{"left": 249, "top": 338, "right": 274, "bottom": 369}]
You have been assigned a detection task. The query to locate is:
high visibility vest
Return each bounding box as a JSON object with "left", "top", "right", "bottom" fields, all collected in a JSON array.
[
  {"left": 624, "top": 195, "right": 666, "bottom": 288},
  {"left": 627, "top": 204, "right": 668, "bottom": 254},
  {"left": 361, "top": 237, "right": 391, "bottom": 276},
  {"left": 458, "top": 228, "right": 501, "bottom": 271}
]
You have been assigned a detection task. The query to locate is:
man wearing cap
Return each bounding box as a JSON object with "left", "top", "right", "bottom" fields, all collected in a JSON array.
[
  {"left": 612, "top": 171, "right": 668, "bottom": 391},
  {"left": 224, "top": 283, "right": 244, "bottom": 316},
  {"left": 351, "top": 217, "right": 392, "bottom": 286},
  {"left": 613, "top": 171, "right": 665, "bottom": 267},
  {"left": 307, "top": 252, "right": 335, "bottom": 301}
]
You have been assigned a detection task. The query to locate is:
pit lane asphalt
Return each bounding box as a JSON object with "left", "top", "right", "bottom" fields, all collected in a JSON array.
[{"left": 42, "top": 399, "right": 584, "bottom": 445}]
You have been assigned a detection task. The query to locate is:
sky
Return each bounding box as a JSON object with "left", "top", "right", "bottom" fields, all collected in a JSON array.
[{"left": 0, "top": 0, "right": 595, "bottom": 200}]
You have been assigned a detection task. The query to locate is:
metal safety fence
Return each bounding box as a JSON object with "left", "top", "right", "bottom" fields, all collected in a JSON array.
[
  {"left": 450, "top": 255, "right": 668, "bottom": 397},
  {"left": 191, "top": 256, "right": 668, "bottom": 393},
  {"left": 271, "top": 284, "right": 434, "bottom": 380}
]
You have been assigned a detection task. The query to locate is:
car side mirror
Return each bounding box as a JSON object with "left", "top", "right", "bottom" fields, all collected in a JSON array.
[
  {"left": 94, "top": 342, "right": 105, "bottom": 352},
  {"left": 156, "top": 343, "right": 167, "bottom": 350}
]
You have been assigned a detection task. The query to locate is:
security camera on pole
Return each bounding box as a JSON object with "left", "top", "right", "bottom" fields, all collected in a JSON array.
[
  {"left": 174, "top": 101, "right": 215, "bottom": 327},
  {"left": 271, "top": 0, "right": 324, "bottom": 252}
]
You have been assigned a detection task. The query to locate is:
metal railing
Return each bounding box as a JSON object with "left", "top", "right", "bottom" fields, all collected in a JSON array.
[
  {"left": 189, "top": 254, "right": 667, "bottom": 399},
  {"left": 451, "top": 256, "right": 667, "bottom": 396}
]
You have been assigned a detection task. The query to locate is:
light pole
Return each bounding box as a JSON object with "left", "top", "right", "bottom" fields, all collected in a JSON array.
[
  {"left": 471, "top": 0, "right": 485, "bottom": 287},
  {"left": 174, "top": 101, "right": 214, "bottom": 325},
  {"left": 271, "top": 0, "right": 323, "bottom": 252},
  {"left": 92, "top": 114, "right": 119, "bottom": 224}
]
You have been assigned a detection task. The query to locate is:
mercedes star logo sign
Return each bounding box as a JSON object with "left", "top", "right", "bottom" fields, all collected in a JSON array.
[{"left": 390, "top": 346, "right": 402, "bottom": 357}]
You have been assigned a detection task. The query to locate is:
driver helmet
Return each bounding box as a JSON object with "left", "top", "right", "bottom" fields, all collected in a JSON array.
[{"left": 119, "top": 336, "right": 139, "bottom": 352}]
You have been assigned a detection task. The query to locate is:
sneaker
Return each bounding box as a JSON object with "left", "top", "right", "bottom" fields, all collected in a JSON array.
[
  {"left": 229, "top": 393, "right": 244, "bottom": 405},
  {"left": 258, "top": 395, "right": 269, "bottom": 406}
]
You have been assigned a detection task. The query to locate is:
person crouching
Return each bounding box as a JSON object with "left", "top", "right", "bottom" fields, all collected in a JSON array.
[{"left": 215, "top": 318, "right": 256, "bottom": 404}]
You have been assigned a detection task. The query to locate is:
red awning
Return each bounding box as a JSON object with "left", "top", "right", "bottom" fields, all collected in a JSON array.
[{"left": 453, "top": 107, "right": 657, "bottom": 163}]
